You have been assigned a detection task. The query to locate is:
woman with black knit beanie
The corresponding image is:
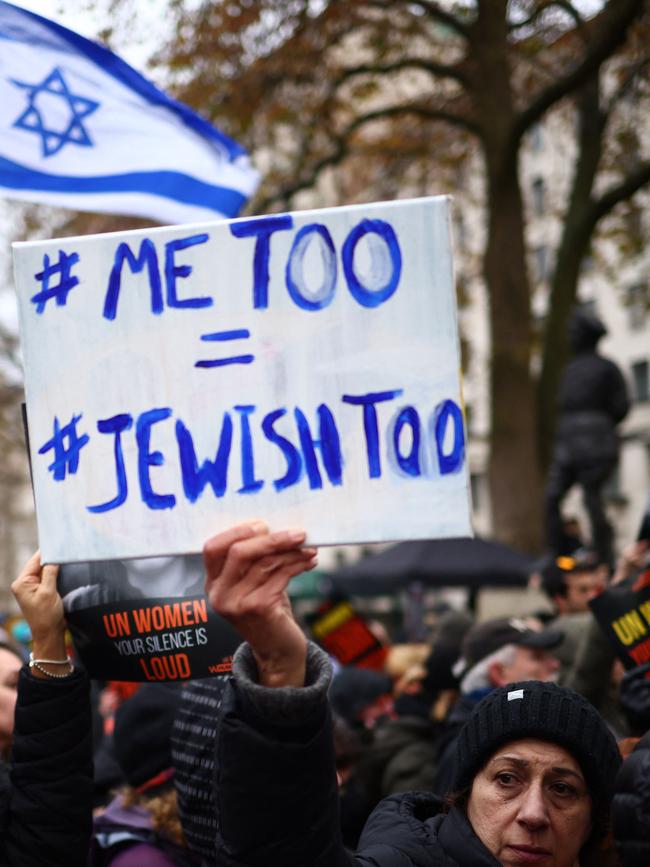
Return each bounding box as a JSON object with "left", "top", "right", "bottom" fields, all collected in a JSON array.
[{"left": 202, "top": 522, "right": 623, "bottom": 867}]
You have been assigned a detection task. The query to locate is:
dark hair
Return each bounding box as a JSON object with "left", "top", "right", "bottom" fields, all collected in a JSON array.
[
  {"left": 445, "top": 786, "right": 470, "bottom": 812},
  {"left": 541, "top": 566, "right": 569, "bottom": 600},
  {"left": 540, "top": 554, "right": 597, "bottom": 601}
]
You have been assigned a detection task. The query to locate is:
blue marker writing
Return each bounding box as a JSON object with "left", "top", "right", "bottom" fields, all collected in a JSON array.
[
  {"left": 294, "top": 404, "right": 343, "bottom": 489},
  {"left": 165, "top": 233, "right": 212, "bottom": 309},
  {"left": 235, "top": 405, "right": 264, "bottom": 493},
  {"left": 104, "top": 238, "right": 163, "bottom": 320},
  {"left": 391, "top": 406, "right": 422, "bottom": 476},
  {"left": 342, "top": 219, "right": 402, "bottom": 308},
  {"left": 261, "top": 408, "right": 303, "bottom": 491},
  {"left": 342, "top": 390, "right": 403, "bottom": 478},
  {"left": 230, "top": 215, "right": 294, "bottom": 309},
  {"left": 176, "top": 414, "right": 233, "bottom": 502},
  {"left": 136, "top": 407, "right": 176, "bottom": 509},
  {"left": 434, "top": 399, "right": 465, "bottom": 474},
  {"left": 285, "top": 223, "right": 337, "bottom": 311},
  {"left": 87, "top": 414, "right": 133, "bottom": 513}
]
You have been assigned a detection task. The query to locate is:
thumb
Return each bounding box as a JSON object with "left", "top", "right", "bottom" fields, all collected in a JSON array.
[{"left": 40, "top": 563, "right": 60, "bottom": 593}]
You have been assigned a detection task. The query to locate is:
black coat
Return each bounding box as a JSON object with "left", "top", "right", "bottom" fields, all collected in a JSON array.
[
  {"left": 213, "top": 643, "right": 501, "bottom": 867},
  {"left": 553, "top": 351, "right": 629, "bottom": 467},
  {"left": 613, "top": 729, "right": 650, "bottom": 867},
  {"left": 0, "top": 667, "right": 93, "bottom": 866}
]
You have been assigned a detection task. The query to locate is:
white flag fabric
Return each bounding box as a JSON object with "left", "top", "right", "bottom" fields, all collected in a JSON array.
[{"left": 0, "top": 1, "right": 260, "bottom": 223}]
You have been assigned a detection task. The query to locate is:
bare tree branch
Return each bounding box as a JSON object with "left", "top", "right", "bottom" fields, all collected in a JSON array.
[
  {"left": 366, "top": 0, "right": 472, "bottom": 39},
  {"left": 335, "top": 57, "right": 470, "bottom": 89},
  {"left": 603, "top": 55, "right": 650, "bottom": 111},
  {"left": 511, "top": 0, "right": 644, "bottom": 143},
  {"left": 588, "top": 159, "right": 650, "bottom": 228},
  {"left": 508, "top": 0, "right": 585, "bottom": 32},
  {"left": 257, "top": 102, "right": 479, "bottom": 210}
]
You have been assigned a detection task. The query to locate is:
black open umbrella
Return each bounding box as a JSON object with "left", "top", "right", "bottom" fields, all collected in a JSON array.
[{"left": 327, "top": 536, "right": 536, "bottom": 596}]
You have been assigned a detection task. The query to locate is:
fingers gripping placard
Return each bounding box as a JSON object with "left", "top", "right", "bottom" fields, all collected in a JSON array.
[{"left": 13, "top": 196, "right": 471, "bottom": 563}]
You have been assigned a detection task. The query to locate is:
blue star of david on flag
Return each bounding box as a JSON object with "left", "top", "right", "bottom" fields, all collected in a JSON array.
[
  {"left": 0, "top": 0, "right": 259, "bottom": 223},
  {"left": 10, "top": 66, "right": 99, "bottom": 158}
]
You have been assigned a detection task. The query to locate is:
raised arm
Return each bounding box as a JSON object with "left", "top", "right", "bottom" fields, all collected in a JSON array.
[
  {"left": 204, "top": 521, "right": 317, "bottom": 688},
  {"left": 204, "top": 522, "right": 355, "bottom": 867}
]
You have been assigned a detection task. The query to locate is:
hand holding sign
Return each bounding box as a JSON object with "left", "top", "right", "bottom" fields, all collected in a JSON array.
[
  {"left": 11, "top": 551, "right": 68, "bottom": 675},
  {"left": 611, "top": 540, "right": 650, "bottom": 586},
  {"left": 204, "top": 522, "right": 317, "bottom": 688}
]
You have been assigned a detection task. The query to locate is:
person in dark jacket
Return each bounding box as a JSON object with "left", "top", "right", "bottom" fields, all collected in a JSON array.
[
  {"left": 544, "top": 307, "right": 630, "bottom": 568},
  {"left": 91, "top": 683, "right": 198, "bottom": 866},
  {"left": 1, "top": 551, "right": 93, "bottom": 867},
  {"left": 613, "top": 729, "right": 650, "bottom": 867},
  {"left": 612, "top": 661, "right": 650, "bottom": 867},
  {"left": 204, "top": 522, "right": 621, "bottom": 867},
  {"left": 171, "top": 677, "right": 228, "bottom": 863}
]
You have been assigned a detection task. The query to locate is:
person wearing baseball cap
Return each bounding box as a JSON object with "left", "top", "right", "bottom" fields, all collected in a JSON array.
[
  {"left": 540, "top": 551, "right": 604, "bottom": 618},
  {"left": 432, "top": 616, "right": 563, "bottom": 797}
]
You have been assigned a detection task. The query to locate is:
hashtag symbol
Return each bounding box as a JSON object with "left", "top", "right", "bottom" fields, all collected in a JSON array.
[
  {"left": 38, "top": 414, "right": 90, "bottom": 481},
  {"left": 30, "top": 250, "right": 80, "bottom": 314}
]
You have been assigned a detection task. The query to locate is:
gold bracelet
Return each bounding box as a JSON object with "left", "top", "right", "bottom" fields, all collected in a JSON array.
[{"left": 29, "top": 653, "right": 74, "bottom": 678}]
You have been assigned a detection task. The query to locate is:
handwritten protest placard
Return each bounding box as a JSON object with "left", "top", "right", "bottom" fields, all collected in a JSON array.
[{"left": 13, "top": 196, "right": 471, "bottom": 564}]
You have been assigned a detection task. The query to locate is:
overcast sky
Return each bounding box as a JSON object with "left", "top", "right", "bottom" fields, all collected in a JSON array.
[{"left": 15, "top": 0, "right": 167, "bottom": 66}]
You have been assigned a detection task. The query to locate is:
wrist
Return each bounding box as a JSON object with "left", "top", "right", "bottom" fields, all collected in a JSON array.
[
  {"left": 30, "top": 632, "right": 71, "bottom": 680},
  {"left": 254, "top": 645, "right": 307, "bottom": 689},
  {"left": 31, "top": 635, "right": 67, "bottom": 660},
  {"left": 29, "top": 651, "right": 73, "bottom": 680},
  {"left": 257, "top": 661, "right": 307, "bottom": 689}
]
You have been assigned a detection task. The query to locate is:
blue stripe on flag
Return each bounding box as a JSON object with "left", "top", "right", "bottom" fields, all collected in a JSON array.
[
  {"left": 0, "top": 156, "right": 247, "bottom": 217},
  {"left": 0, "top": 0, "right": 247, "bottom": 161}
]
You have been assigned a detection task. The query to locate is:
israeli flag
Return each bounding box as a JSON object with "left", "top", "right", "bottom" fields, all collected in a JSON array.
[{"left": 0, "top": 1, "right": 260, "bottom": 224}]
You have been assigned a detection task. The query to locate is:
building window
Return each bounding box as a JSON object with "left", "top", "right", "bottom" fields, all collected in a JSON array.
[
  {"left": 533, "top": 245, "right": 549, "bottom": 283},
  {"left": 531, "top": 177, "right": 545, "bottom": 216},
  {"left": 631, "top": 360, "right": 650, "bottom": 403},
  {"left": 626, "top": 283, "right": 648, "bottom": 331},
  {"left": 530, "top": 123, "right": 544, "bottom": 152}
]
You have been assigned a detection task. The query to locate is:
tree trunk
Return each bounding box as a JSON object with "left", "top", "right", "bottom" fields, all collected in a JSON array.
[
  {"left": 471, "top": 0, "right": 543, "bottom": 552},
  {"left": 484, "top": 160, "right": 543, "bottom": 552},
  {"left": 538, "top": 79, "right": 607, "bottom": 470}
]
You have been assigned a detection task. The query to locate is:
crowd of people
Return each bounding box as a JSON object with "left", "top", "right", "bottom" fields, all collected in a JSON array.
[{"left": 0, "top": 519, "right": 648, "bottom": 866}]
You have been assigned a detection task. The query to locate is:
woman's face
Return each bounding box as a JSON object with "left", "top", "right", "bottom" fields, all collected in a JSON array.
[{"left": 466, "top": 738, "right": 592, "bottom": 867}]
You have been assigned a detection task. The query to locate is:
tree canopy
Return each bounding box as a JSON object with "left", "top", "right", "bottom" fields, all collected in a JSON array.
[
  {"left": 11, "top": 0, "right": 650, "bottom": 553},
  {"left": 146, "top": 0, "right": 649, "bottom": 551}
]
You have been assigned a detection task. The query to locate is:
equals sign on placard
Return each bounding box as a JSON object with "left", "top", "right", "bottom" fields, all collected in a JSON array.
[{"left": 195, "top": 329, "right": 255, "bottom": 368}]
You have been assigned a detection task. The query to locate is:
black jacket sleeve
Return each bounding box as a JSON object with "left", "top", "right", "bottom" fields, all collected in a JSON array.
[
  {"left": 214, "top": 642, "right": 356, "bottom": 867},
  {"left": 603, "top": 360, "right": 630, "bottom": 425},
  {"left": 1, "top": 667, "right": 93, "bottom": 867},
  {"left": 613, "top": 729, "right": 650, "bottom": 867}
]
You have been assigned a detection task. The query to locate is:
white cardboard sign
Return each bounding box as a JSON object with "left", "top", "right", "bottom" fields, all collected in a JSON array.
[{"left": 13, "top": 196, "right": 472, "bottom": 563}]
